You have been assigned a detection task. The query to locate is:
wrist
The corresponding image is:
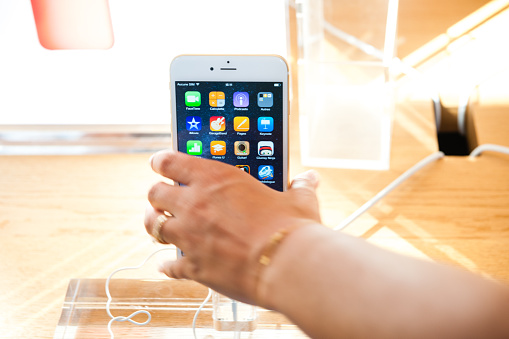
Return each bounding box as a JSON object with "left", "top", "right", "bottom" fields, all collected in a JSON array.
[{"left": 255, "top": 222, "right": 325, "bottom": 310}]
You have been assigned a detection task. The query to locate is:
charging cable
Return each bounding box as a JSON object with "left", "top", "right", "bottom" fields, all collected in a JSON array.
[
  {"left": 192, "top": 288, "right": 212, "bottom": 339},
  {"left": 336, "top": 144, "right": 509, "bottom": 232},
  {"left": 334, "top": 151, "right": 445, "bottom": 231},
  {"left": 232, "top": 299, "right": 241, "bottom": 339},
  {"left": 105, "top": 247, "right": 172, "bottom": 339},
  {"left": 105, "top": 248, "right": 217, "bottom": 339},
  {"left": 191, "top": 291, "right": 242, "bottom": 339},
  {"left": 469, "top": 144, "right": 509, "bottom": 158}
]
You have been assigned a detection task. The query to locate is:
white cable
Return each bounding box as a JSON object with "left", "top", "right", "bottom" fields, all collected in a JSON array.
[
  {"left": 106, "top": 247, "right": 215, "bottom": 339},
  {"left": 335, "top": 144, "right": 509, "bottom": 232},
  {"left": 469, "top": 144, "right": 509, "bottom": 158},
  {"left": 192, "top": 288, "right": 213, "bottom": 339},
  {"left": 334, "top": 151, "right": 445, "bottom": 231},
  {"left": 232, "top": 299, "right": 241, "bottom": 339},
  {"left": 105, "top": 247, "right": 173, "bottom": 339}
]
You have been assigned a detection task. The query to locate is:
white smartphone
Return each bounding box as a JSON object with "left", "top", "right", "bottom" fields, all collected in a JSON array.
[{"left": 170, "top": 55, "right": 289, "bottom": 257}]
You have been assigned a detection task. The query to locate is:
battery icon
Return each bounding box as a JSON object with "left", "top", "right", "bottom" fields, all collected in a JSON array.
[{"left": 274, "top": 83, "right": 281, "bottom": 87}]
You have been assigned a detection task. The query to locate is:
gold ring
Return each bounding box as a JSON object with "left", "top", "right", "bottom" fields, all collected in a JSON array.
[{"left": 152, "top": 214, "right": 169, "bottom": 244}]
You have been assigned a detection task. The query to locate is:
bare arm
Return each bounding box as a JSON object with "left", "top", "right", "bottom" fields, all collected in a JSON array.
[
  {"left": 145, "top": 150, "right": 509, "bottom": 339},
  {"left": 260, "top": 225, "right": 509, "bottom": 339}
]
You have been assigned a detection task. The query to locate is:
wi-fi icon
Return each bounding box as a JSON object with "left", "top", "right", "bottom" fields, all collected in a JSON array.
[{"left": 196, "top": 83, "right": 200, "bottom": 86}]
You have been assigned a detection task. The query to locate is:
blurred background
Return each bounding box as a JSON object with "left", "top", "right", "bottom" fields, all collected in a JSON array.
[
  {"left": 1, "top": 0, "right": 508, "bottom": 157},
  {"left": 0, "top": 0, "right": 288, "bottom": 153}
]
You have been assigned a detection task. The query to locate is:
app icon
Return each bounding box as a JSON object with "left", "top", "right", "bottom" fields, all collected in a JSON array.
[
  {"left": 258, "top": 165, "right": 274, "bottom": 180},
  {"left": 186, "top": 116, "right": 202, "bottom": 131},
  {"left": 233, "top": 92, "right": 249, "bottom": 107},
  {"left": 258, "top": 117, "right": 274, "bottom": 132},
  {"left": 257, "top": 92, "right": 273, "bottom": 107},
  {"left": 233, "top": 116, "right": 250, "bottom": 131},
  {"left": 185, "top": 91, "right": 201, "bottom": 107},
  {"left": 236, "top": 165, "right": 250, "bottom": 174},
  {"left": 258, "top": 141, "right": 274, "bottom": 156},
  {"left": 234, "top": 141, "right": 250, "bottom": 156},
  {"left": 187, "top": 140, "right": 202, "bottom": 155},
  {"left": 210, "top": 116, "right": 225, "bottom": 131},
  {"left": 210, "top": 141, "right": 226, "bottom": 155},
  {"left": 209, "top": 91, "right": 225, "bottom": 107}
]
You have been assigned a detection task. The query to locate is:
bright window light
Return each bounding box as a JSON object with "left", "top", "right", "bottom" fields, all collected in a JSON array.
[{"left": 0, "top": 0, "right": 287, "bottom": 125}]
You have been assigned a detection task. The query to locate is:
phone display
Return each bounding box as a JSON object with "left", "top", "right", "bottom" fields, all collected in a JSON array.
[
  {"left": 170, "top": 55, "right": 289, "bottom": 193},
  {"left": 174, "top": 81, "right": 285, "bottom": 191}
]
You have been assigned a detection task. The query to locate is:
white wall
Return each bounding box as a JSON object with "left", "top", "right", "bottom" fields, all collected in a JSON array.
[{"left": 0, "top": 0, "right": 287, "bottom": 125}]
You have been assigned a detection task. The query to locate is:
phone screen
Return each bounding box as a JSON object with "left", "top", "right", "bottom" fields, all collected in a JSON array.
[{"left": 174, "top": 81, "right": 285, "bottom": 191}]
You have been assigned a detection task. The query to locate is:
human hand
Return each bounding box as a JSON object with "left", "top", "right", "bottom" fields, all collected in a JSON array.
[{"left": 144, "top": 150, "right": 321, "bottom": 306}]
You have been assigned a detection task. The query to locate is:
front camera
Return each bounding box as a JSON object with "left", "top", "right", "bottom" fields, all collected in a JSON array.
[{"left": 210, "top": 67, "right": 214, "bottom": 71}]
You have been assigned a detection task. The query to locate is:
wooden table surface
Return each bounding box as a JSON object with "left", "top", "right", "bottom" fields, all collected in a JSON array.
[{"left": 2, "top": 1, "right": 509, "bottom": 337}]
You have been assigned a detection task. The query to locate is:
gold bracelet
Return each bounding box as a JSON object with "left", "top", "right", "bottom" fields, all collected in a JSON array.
[
  {"left": 255, "top": 227, "right": 299, "bottom": 306},
  {"left": 258, "top": 229, "right": 292, "bottom": 266}
]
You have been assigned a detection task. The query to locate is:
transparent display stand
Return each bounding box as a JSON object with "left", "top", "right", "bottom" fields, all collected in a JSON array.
[
  {"left": 54, "top": 279, "right": 308, "bottom": 338},
  {"left": 296, "top": 0, "right": 399, "bottom": 170},
  {"left": 213, "top": 292, "right": 258, "bottom": 333}
]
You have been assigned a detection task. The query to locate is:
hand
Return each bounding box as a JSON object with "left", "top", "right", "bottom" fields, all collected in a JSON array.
[{"left": 144, "top": 150, "right": 321, "bottom": 305}]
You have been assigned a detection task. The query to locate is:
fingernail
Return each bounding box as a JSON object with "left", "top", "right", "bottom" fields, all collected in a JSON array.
[
  {"left": 295, "top": 170, "right": 318, "bottom": 182},
  {"left": 292, "top": 170, "right": 319, "bottom": 189},
  {"left": 306, "top": 169, "right": 319, "bottom": 183}
]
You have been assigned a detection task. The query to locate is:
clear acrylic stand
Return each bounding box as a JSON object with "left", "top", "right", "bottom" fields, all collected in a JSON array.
[
  {"left": 296, "top": 0, "right": 399, "bottom": 170},
  {"left": 54, "top": 279, "right": 309, "bottom": 338}
]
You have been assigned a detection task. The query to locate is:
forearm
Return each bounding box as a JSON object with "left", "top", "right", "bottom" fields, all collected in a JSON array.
[{"left": 259, "top": 225, "right": 509, "bottom": 339}]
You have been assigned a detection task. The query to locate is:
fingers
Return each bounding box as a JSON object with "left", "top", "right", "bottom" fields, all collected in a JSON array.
[
  {"left": 147, "top": 181, "right": 186, "bottom": 215},
  {"left": 159, "top": 258, "right": 196, "bottom": 280},
  {"left": 150, "top": 150, "right": 215, "bottom": 185}
]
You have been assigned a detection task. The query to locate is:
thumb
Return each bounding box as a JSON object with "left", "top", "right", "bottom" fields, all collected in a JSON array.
[
  {"left": 289, "top": 170, "right": 321, "bottom": 221},
  {"left": 290, "top": 169, "right": 319, "bottom": 192}
]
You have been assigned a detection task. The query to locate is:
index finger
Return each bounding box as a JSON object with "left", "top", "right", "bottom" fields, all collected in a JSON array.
[{"left": 150, "top": 150, "right": 210, "bottom": 185}]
